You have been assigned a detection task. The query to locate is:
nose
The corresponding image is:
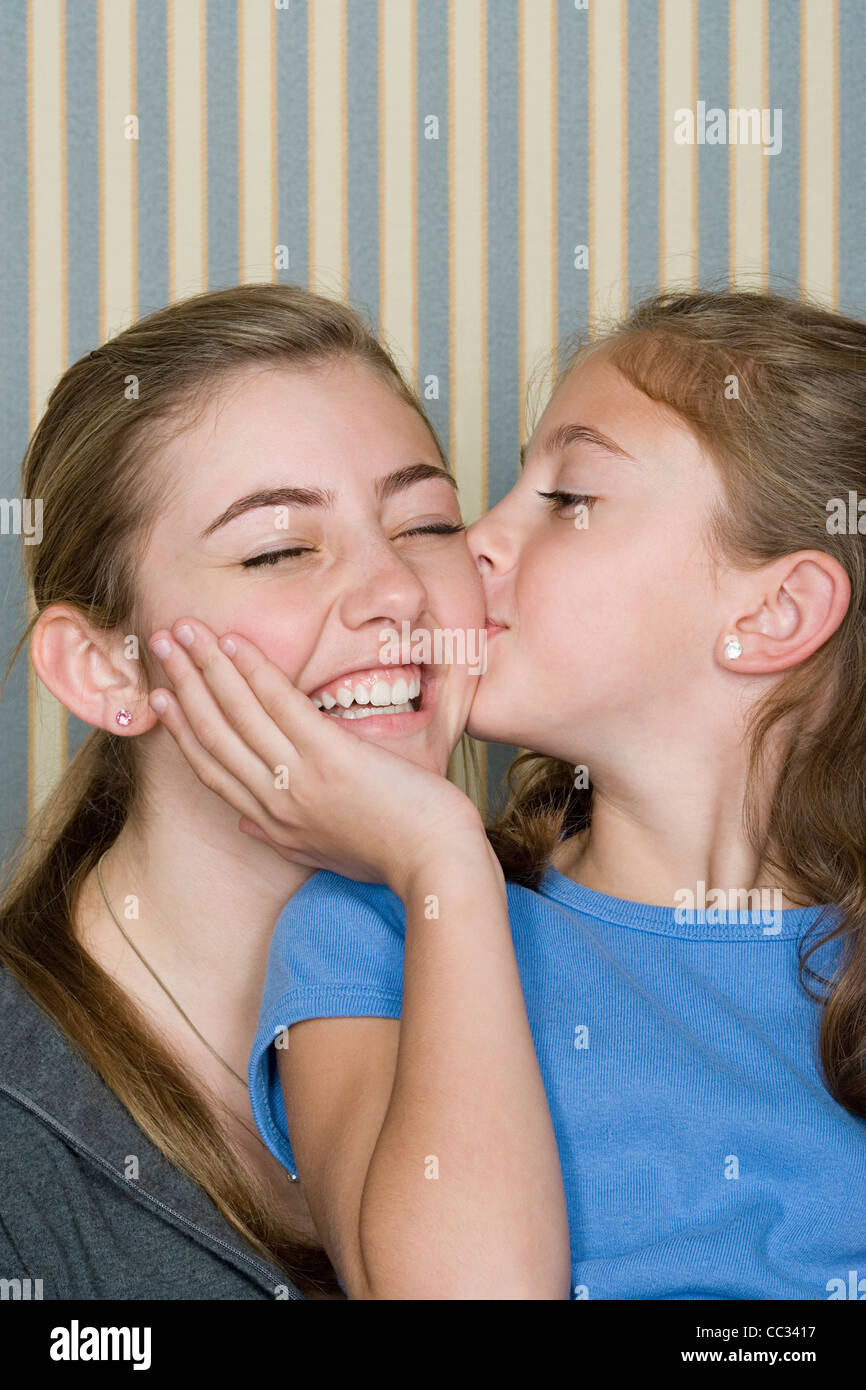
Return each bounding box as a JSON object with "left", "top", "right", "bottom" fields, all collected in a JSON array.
[
  {"left": 466, "top": 498, "right": 519, "bottom": 579},
  {"left": 338, "top": 536, "right": 429, "bottom": 632}
]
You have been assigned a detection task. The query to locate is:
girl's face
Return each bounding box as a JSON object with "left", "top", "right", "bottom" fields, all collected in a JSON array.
[
  {"left": 136, "top": 356, "right": 484, "bottom": 776},
  {"left": 465, "top": 352, "right": 731, "bottom": 763}
]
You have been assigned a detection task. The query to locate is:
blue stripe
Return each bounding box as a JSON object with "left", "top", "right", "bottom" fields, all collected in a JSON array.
[
  {"left": 767, "top": 0, "right": 800, "bottom": 298},
  {"left": 416, "top": 0, "right": 449, "bottom": 449},
  {"left": 136, "top": 0, "right": 169, "bottom": 313},
  {"left": 697, "top": 0, "right": 730, "bottom": 290},
  {"left": 347, "top": 0, "right": 379, "bottom": 328},
  {"left": 206, "top": 0, "right": 239, "bottom": 289},
  {"left": 626, "top": 0, "right": 658, "bottom": 308},
  {"left": 276, "top": 0, "right": 309, "bottom": 286},
  {"left": 66, "top": 0, "right": 100, "bottom": 356},
  {"left": 839, "top": 0, "right": 866, "bottom": 316},
  {"left": 0, "top": 1, "right": 31, "bottom": 859}
]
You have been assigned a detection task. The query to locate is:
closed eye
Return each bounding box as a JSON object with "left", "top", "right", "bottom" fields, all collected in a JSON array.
[
  {"left": 397, "top": 521, "right": 465, "bottom": 539},
  {"left": 242, "top": 546, "right": 315, "bottom": 569},
  {"left": 536, "top": 490, "right": 597, "bottom": 519}
]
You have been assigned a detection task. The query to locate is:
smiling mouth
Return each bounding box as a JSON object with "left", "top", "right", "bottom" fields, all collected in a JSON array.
[{"left": 308, "top": 665, "right": 424, "bottom": 719}]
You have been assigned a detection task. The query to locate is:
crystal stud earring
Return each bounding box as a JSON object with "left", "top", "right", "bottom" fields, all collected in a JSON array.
[
  {"left": 723, "top": 637, "right": 743, "bottom": 660},
  {"left": 115, "top": 708, "right": 133, "bottom": 727}
]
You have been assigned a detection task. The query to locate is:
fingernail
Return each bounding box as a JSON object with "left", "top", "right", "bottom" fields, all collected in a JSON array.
[
  {"left": 150, "top": 693, "right": 169, "bottom": 714},
  {"left": 175, "top": 624, "right": 194, "bottom": 648},
  {"left": 219, "top": 636, "right": 237, "bottom": 657},
  {"left": 151, "top": 638, "right": 171, "bottom": 660}
]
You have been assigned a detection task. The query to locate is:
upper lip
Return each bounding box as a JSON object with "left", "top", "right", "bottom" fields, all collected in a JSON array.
[{"left": 304, "top": 658, "right": 427, "bottom": 697}]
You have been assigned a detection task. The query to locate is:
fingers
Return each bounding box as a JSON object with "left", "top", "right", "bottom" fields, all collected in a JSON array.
[
  {"left": 148, "top": 625, "right": 288, "bottom": 802},
  {"left": 214, "top": 628, "right": 330, "bottom": 757},
  {"left": 169, "top": 619, "right": 298, "bottom": 770},
  {"left": 147, "top": 683, "right": 287, "bottom": 840}
]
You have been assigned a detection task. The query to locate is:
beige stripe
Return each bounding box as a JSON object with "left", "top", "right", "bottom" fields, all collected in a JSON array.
[
  {"left": 309, "top": 0, "right": 347, "bottom": 297},
  {"left": 238, "top": 0, "right": 276, "bottom": 283},
  {"left": 28, "top": 0, "right": 69, "bottom": 814},
  {"left": 378, "top": 0, "right": 417, "bottom": 379},
  {"left": 800, "top": 0, "right": 838, "bottom": 307},
  {"left": 588, "top": 0, "right": 627, "bottom": 332},
  {"left": 659, "top": 0, "right": 697, "bottom": 292},
  {"left": 729, "top": 0, "right": 768, "bottom": 289},
  {"left": 519, "top": 0, "right": 556, "bottom": 436}
]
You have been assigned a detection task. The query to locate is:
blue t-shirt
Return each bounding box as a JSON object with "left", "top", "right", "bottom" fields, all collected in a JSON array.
[{"left": 249, "top": 866, "right": 866, "bottom": 1300}]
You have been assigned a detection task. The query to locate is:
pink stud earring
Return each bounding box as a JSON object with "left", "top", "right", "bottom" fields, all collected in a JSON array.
[{"left": 115, "top": 708, "right": 133, "bottom": 727}]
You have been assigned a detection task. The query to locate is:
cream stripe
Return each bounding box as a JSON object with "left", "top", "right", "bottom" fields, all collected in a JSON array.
[
  {"left": 28, "top": 0, "right": 68, "bottom": 814},
  {"left": 518, "top": 0, "right": 556, "bottom": 435},
  {"left": 238, "top": 0, "right": 276, "bottom": 283},
  {"left": 309, "top": 0, "right": 347, "bottom": 297},
  {"left": 449, "top": 0, "right": 486, "bottom": 525},
  {"left": 729, "top": 0, "right": 768, "bottom": 289},
  {"left": 379, "top": 0, "right": 417, "bottom": 379},
  {"left": 659, "top": 0, "right": 697, "bottom": 292},
  {"left": 588, "top": 0, "right": 627, "bottom": 332},
  {"left": 800, "top": 0, "right": 838, "bottom": 307}
]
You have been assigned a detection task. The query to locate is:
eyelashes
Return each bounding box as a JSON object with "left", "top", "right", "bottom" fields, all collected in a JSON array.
[
  {"left": 536, "top": 489, "right": 598, "bottom": 519},
  {"left": 241, "top": 521, "right": 465, "bottom": 569},
  {"left": 399, "top": 522, "right": 465, "bottom": 538},
  {"left": 242, "top": 546, "right": 315, "bottom": 568}
]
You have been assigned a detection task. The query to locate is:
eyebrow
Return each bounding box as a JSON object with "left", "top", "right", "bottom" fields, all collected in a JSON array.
[
  {"left": 201, "top": 462, "right": 458, "bottom": 539},
  {"left": 519, "top": 423, "right": 636, "bottom": 469}
]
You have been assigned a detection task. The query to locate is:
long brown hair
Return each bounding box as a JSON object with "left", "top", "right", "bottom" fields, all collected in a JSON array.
[
  {"left": 0, "top": 281, "right": 448, "bottom": 1298},
  {"left": 488, "top": 289, "right": 866, "bottom": 1120}
]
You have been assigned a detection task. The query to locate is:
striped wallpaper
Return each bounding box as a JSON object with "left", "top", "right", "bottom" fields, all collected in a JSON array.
[{"left": 0, "top": 0, "right": 863, "bottom": 857}]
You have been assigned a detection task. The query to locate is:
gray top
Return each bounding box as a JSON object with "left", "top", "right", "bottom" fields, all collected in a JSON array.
[{"left": 0, "top": 964, "right": 303, "bottom": 1300}]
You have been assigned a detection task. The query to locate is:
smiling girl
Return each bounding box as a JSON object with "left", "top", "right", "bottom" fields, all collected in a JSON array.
[
  {"left": 151, "top": 289, "right": 866, "bottom": 1300},
  {"left": 0, "top": 283, "right": 568, "bottom": 1299}
]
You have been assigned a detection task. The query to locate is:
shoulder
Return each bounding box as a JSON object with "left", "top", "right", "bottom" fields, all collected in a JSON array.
[{"left": 278, "top": 870, "right": 406, "bottom": 934}]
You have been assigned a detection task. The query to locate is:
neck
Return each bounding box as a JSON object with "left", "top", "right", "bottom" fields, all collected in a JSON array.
[
  {"left": 76, "top": 741, "right": 313, "bottom": 1080},
  {"left": 552, "top": 714, "right": 805, "bottom": 909}
]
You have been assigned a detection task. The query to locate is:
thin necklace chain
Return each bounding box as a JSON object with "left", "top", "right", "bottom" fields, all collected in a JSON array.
[{"left": 96, "top": 850, "right": 248, "bottom": 1091}]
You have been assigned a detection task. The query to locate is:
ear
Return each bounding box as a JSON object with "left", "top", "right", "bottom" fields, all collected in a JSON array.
[
  {"left": 30, "top": 604, "right": 159, "bottom": 735},
  {"left": 717, "top": 551, "right": 851, "bottom": 674}
]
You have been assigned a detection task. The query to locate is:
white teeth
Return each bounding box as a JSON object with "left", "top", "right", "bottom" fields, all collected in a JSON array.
[
  {"left": 312, "top": 670, "right": 423, "bottom": 712},
  {"left": 325, "top": 702, "right": 414, "bottom": 720}
]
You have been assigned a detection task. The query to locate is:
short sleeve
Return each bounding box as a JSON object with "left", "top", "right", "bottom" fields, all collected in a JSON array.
[{"left": 248, "top": 871, "right": 406, "bottom": 1178}]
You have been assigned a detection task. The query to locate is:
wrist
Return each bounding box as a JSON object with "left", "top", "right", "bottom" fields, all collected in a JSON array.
[{"left": 389, "top": 820, "right": 502, "bottom": 903}]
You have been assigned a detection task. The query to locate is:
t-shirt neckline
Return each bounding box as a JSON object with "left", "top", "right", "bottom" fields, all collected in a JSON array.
[{"left": 537, "top": 865, "right": 833, "bottom": 941}]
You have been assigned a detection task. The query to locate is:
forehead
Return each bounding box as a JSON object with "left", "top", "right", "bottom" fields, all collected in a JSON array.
[
  {"left": 169, "top": 358, "right": 437, "bottom": 472},
  {"left": 144, "top": 358, "right": 448, "bottom": 538},
  {"left": 533, "top": 352, "right": 706, "bottom": 467}
]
